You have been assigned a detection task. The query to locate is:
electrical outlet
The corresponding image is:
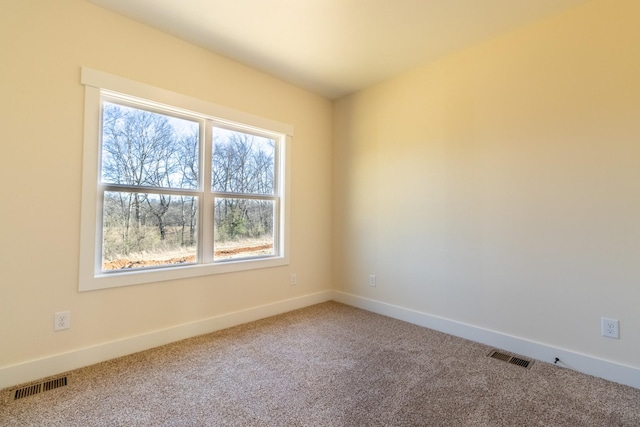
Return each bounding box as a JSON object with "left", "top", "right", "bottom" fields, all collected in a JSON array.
[
  {"left": 290, "top": 273, "right": 297, "bottom": 286},
  {"left": 601, "top": 317, "right": 619, "bottom": 339},
  {"left": 369, "top": 274, "right": 376, "bottom": 287},
  {"left": 54, "top": 311, "right": 70, "bottom": 331}
]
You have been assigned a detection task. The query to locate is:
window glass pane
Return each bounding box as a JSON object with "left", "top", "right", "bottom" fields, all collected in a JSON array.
[
  {"left": 212, "top": 127, "right": 275, "bottom": 195},
  {"left": 102, "top": 101, "right": 199, "bottom": 189},
  {"left": 102, "top": 191, "right": 198, "bottom": 271},
  {"left": 214, "top": 198, "right": 274, "bottom": 260}
]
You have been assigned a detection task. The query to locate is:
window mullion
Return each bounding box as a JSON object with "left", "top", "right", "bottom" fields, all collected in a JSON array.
[
  {"left": 201, "top": 121, "right": 214, "bottom": 264},
  {"left": 100, "top": 184, "right": 200, "bottom": 197},
  {"left": 210, "top": 192, "right": 277, "bottom": 201}
]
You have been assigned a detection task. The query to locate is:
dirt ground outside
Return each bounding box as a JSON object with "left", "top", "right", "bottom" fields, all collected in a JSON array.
[{"left": 102, "top": 243, "right": 274, "bottom": 270}]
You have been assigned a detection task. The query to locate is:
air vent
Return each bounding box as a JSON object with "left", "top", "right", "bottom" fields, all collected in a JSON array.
[
  {"left": 10, "top": 375, "right": 69, "bottom": 402},
  {"left": 488, "top": 350, "right": 533, "bottom": 369}
]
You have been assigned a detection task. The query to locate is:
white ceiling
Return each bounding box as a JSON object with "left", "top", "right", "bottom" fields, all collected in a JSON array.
[{"left": 88, "top": 0, "right": 587, "bottom": 99}]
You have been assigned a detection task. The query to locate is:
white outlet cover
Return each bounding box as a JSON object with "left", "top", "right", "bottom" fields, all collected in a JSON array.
[
  {"left": 601, "top": 317, "right": 619, "bottom": 339},
  {"left": 369, "top": 275, "right": 376, "bottom": 287},
  {"left": 54, "top": 311, "right": 71, "bottom": 331}
]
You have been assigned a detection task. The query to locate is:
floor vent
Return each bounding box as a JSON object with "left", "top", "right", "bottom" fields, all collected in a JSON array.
[
  {"left": 488, "top": 350, "right": 533, "bottom": 369},
  {"left": 10, "top": 375, "right": 69, "bottom": 402}
]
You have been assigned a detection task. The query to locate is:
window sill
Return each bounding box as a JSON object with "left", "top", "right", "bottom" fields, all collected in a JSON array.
[{"left": 79, "top": 255, "right": 289, "bottom": 292}]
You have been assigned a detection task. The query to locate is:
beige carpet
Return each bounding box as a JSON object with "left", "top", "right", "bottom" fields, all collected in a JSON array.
[{"left": 1, "top": 301, "right": 639, "bottom": 426}]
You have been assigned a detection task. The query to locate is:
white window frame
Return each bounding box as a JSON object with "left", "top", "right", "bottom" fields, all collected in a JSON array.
[{"left": 79, "top": 67, "right": 292, "bottom": 291}]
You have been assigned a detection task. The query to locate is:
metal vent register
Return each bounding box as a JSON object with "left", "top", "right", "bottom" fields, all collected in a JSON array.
[
  {"left": 488, "top": 350, "right": 533, "bottom": 369},
  {"left": 8, "top": 375, "right": 69, "bottom": 402}
]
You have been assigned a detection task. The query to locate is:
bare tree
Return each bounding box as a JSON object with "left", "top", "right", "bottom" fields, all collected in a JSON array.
[
  {"left": 102, "top": 102, "right": 198, "bottom": 252},
  {"left": 212, "top": 129, "right": 275, "bottom": 241},
  {"left": 176, "top": 129, "right": 199, "bottom": 246}
]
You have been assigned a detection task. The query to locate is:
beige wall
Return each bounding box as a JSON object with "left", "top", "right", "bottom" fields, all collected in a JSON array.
[
  {"left": 333, "top": 0, "right": 640, "bottom": 368},
  {"left": 0, "top": 0, "right": 332, "bottom": 372},
  {"left": 2, "top": 0, "right": 639, "bottom": 388}
]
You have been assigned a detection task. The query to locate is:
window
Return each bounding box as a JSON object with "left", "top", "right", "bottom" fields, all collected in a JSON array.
[{"left": 79, "top": 68, "right": 292, "bottom": 291}]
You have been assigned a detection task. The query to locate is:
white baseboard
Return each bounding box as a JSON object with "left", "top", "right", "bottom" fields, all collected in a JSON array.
[
  {"left": 0, "top": 291, "right": 332, "bottom": 390},
  {"left": 332, "top": 291, "right": 640, "bottom": 390},
  {"left": 4, "top": 290, "right": 637, "bottom": 391}
]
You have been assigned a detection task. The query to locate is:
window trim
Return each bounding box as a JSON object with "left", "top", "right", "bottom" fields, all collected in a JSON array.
[{"left": 79, "top": 67, "right": 292, "bottom": 291}]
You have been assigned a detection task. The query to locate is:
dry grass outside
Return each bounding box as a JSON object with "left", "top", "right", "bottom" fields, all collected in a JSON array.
[{"left": 102, "top": 225, "right": 196, "bottom": 262}]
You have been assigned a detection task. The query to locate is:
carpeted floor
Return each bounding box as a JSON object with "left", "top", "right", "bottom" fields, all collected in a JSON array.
[{"left": 1, "top": 301, "right": 639, "bottom": 426}]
